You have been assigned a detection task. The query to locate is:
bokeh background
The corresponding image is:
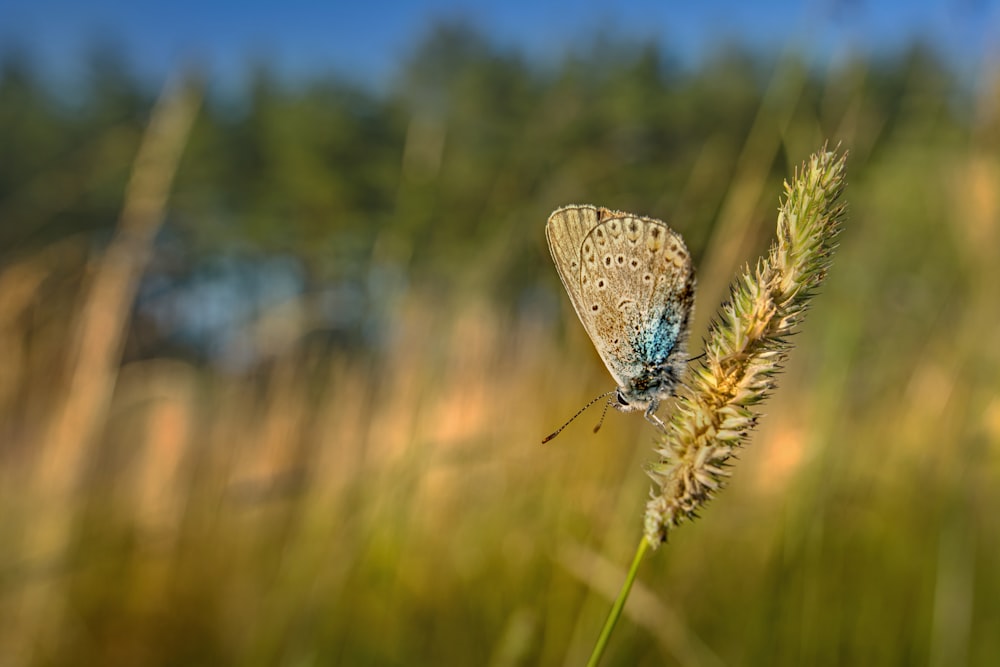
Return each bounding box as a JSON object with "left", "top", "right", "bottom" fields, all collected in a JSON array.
[{"left": 1, "top": 1, "right": 999, "bottom": 665}]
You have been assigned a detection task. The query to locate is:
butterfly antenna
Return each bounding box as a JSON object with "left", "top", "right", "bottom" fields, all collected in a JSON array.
[
  {"left": 592, "top": 396, "right": 614, "bottom": 434},
  {"left": 542, "top": 390, "right": 616, "bottom": 444},
  {"left": 687, "top": 351, "right": 706, "bottom": 363}
]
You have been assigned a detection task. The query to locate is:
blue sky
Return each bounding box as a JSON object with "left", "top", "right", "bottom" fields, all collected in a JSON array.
[{"left": 2, "top": 1, "right": 997, "bottom": 89}]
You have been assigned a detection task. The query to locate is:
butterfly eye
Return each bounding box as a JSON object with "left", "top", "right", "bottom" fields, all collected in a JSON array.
[{"left": 616, "top": 391, "right": 629, "bottom": 406}]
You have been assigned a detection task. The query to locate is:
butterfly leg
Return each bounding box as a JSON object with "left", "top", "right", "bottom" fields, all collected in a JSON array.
[{"left": 643, "top": 401, "right": 667, "bottom": 433}]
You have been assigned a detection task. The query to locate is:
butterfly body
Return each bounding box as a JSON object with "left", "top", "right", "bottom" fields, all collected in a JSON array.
[{"left": 546, "top": 204, "right": 695, "bottom": 428}]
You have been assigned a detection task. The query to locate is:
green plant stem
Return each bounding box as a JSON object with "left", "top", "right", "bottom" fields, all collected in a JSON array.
[{"left": 586, "top": 536, "right": 650, "bottom": 667}]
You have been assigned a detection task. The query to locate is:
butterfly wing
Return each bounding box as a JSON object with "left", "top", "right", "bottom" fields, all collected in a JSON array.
[
  {"left": 546, "top": 206, "right": 695, "bottom": 392},
  {"left": 546, "top": 205, "right": 605, "bottom": 322}
]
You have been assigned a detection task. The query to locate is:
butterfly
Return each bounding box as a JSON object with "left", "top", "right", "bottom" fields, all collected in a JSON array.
[{"left": 543, "top": 205, "right": 696, "bottom": 442}]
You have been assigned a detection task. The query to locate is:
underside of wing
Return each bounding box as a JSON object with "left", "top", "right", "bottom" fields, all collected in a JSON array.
[
  {"left": 545, "top": 205, "right": 606, "bottom": 319},
  {"left": 577, "top": 214, "right": 695, "bottom": 388}
]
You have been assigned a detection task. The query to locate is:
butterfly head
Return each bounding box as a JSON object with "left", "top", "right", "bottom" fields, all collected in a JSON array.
[
  {"left": 613, "top": 350, "right": 686, "bottom": 410},
  {"left": 613, "top": 386, "right": 643, "bottom": 413}
]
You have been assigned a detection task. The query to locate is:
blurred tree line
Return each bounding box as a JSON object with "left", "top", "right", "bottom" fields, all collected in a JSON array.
[{"left": 0, "top": 22, "right": 971, "bottom": 364}]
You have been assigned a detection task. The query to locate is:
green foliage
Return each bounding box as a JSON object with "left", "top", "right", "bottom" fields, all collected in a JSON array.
[{"left": 1, "top": 31, "right": 971, "bottom": 297}]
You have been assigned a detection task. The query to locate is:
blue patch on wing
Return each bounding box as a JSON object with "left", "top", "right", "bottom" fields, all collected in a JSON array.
[{"left": 640, "top": 312, "right": 680, "bottom": 366}]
